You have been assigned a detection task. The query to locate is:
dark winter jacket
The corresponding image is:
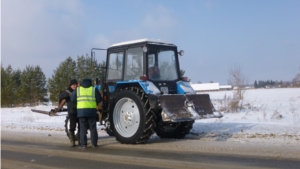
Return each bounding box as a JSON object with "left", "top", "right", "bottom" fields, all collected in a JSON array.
[
  {"left": 58, "top": 86, "right": 77, "bottom": 114},
  {"left": 71, "top": 78, "right": 102, "bottom": 118}
]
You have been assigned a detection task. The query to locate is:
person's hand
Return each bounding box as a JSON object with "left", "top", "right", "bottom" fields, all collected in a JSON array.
[
  {"left": 49, "top": 108, "right": 58, "bottom": 116},
  {"left": 96, "top": 109, "right": 100, "bottom": 114}
]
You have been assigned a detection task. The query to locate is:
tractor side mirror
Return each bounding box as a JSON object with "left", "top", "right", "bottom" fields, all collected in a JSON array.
[{"left": 178, "top": 50, "right": 184, "bottom": 56}]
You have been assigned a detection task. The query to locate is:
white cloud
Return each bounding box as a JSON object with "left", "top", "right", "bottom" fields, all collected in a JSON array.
[
  {"left": 2, "top": 0, "right": 85, "bottom": 77},
  {"left": 141, "top": 5, "right": 177, "bottom": 36},
  {"left": 2, "top": 1, "right": 179, "bottom": 78},
  {"left": 91, "top": 5, "right": 179, "bottom": 48}
]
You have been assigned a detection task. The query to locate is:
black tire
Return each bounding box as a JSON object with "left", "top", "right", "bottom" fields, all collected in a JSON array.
[
  {"left": 64, "top": 115, "right": 79, "bottom": 141},
  {"left": 155, "top": 121, "right": 194, "bottom": 139},
  {"left": 110, "top": 87, "right": 155, "bottom": 144}
]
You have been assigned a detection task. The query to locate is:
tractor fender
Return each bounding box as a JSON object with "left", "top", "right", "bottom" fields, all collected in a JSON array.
[{"left": 114, "top": 80, "right": 161, "bottom": 109}]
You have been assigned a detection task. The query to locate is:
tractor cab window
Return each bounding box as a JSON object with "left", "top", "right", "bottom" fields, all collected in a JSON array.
[
  {"left": 124, "top": 47, "right": 144, "bottom": 80},
  {"left": 107, "top": 52, "right": 123, "bottom": 80},
  {"left": 148, "top": 49, "right": 179, "bottom": 81}
]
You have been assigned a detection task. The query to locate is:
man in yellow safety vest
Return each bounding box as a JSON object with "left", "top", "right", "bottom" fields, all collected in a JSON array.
[{"left": 71, "top": 78, "right": 102, "bottom": 149}]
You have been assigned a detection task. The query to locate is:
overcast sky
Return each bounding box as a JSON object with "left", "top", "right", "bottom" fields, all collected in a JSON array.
[{"left": 1, "top": 0, "right": 299, "bottom": 84}]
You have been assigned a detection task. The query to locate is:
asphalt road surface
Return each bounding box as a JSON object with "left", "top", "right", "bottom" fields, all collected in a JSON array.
[{"left": 2, "top": 130, "right": 300, "bottom": 169}]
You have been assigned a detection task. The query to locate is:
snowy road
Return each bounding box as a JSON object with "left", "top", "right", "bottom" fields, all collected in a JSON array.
[{"left": 2, "top": 129, "right": 300, "bottom": 169}]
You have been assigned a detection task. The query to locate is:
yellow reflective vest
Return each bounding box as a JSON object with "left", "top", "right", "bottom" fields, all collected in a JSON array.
[{"left": 76, "top": 86, "right": 97, "bottom": 109}]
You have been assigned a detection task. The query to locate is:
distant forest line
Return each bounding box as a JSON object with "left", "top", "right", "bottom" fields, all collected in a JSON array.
[{"left": 1, "top": 56, "right": 300, "bottom": 107}]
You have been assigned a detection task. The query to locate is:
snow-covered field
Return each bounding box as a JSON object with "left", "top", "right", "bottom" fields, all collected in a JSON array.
[
  {"left": 1, "top": 88, "right": 300, "bottom": 145},
  {"left": 191, "top": 88, "right": 300, "bottom": 145}
]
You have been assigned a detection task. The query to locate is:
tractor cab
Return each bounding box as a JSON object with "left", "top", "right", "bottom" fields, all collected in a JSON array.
[{"left": 105, "top": 39, "right": 184, "bottom": 94}]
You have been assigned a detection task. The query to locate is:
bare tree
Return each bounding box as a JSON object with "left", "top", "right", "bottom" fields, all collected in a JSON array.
[
  {"left": 292, "top": 66, "right": 300, "bottom": 87},
  {"left": 225, "top": 65, "right": 248, "bottom": 112},
  {"left": 228, "top": 65, "right": 247, "bottom": 100}
]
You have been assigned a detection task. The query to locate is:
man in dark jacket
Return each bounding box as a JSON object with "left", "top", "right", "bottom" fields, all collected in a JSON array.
[
  {"left": 71, "top": 78, "right": 102, "bottom": 149},
  {"left": 58, "top": 79, "right": 79, "bottom": 147}
]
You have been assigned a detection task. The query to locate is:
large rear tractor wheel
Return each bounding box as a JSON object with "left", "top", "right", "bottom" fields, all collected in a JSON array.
[
  {"left": 155, "top": 121, "right": 194, "bottom": 139},
  {"left": 64, "top": 115, "right": 79, "bottom": 141},
  {"left": 111, "top": 87, "right": 156, "bottom": 144}
]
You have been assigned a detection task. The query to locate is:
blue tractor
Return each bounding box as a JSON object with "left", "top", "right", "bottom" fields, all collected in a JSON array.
[{"left": 92, "top": 39, "right": 222, "bottom": 144}]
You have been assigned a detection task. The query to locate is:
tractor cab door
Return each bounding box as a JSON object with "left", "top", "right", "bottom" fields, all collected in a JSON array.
[
  {"left": 106, "top": 51, "right": 124, "bottom": 81},
  {"left": 146, "top": 46, "right": 180, "bottom": 94},
  {"left": 105, "top": 51, "right": 124, "bottom": 99},
  {"left": 124, "top": 47, "right": 145, "bottom": 80}
]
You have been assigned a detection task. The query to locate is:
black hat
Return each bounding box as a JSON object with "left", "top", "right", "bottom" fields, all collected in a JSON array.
[{"left": 69, "top": 79, "right": 78, "bottom": 86}]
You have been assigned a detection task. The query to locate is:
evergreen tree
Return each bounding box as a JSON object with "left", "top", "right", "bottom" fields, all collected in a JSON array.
[
  {"left": 1, "top": 65, "right": 19, "bottom": 107},
  {"left": 18, "top": 66, "right": 32, "bottom": 104},
  {"left": 76, "top": 54, "right": 105, "bottom": 82},
  {"left": 12, "top": 69, "right": 22, "bottom": 105},
  {"left": 48, "top": 57, "right": 77, "bottom": 102},
  {"left": 76, "top": 54, "right": 94, "bottom": 81},
  {"left": 1, "top": 65, "right": 8, "bottom": 106},
  {"left": 1, "top": 65, "right": 11, "bottom": 106},
  {"left": 19, "top": 65, "right": 47, "bottom": 105},
  {"left": 47, "top": 55, "right": 106, "bottom": 102},
  {"left": 254, "top": 80, "right": 258, "bottom": 88},
  {"left": 33, "top": 66, "right": 47, "bottom": 103}
]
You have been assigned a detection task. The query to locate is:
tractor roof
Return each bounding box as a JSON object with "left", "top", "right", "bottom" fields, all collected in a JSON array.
[{"left": 110, "top": 38, "right": 175, "bottom": 47}]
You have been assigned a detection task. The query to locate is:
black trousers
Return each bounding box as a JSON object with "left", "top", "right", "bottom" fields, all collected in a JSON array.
[
  {"left": 79, "top": 117, "right": 98, "bottom": 146},
  {"left": 68, "top": 114, "right": 79, "bottom": 132}
]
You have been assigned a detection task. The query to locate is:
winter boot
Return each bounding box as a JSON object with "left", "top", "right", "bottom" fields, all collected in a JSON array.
[{"left": 69, "top": 132, "right": 76, "bottom": 147}]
